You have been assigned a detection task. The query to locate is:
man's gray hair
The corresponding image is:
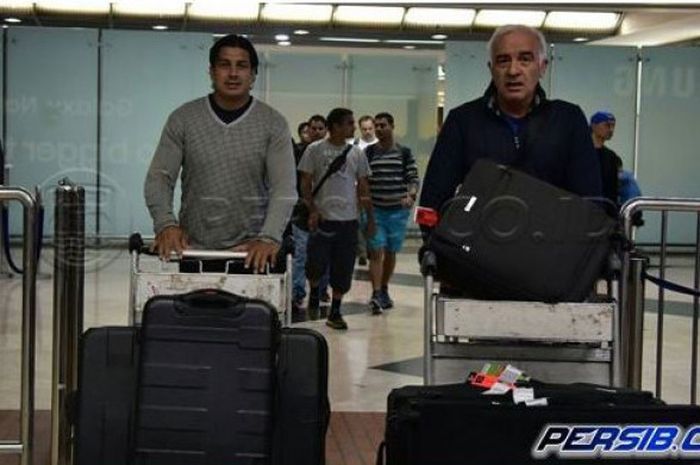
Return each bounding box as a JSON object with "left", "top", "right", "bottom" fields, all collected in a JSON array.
[{"left": 487, "top": 25, "right": 548, "bottom": 63}]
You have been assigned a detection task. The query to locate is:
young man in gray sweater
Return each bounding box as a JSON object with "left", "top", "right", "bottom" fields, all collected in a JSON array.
[{"left": 144, "top": 35, "right": 297, "bottom": 272}]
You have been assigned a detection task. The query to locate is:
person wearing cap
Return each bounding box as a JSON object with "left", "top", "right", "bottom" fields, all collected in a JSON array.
[
  {"left": 417, "top": 25, "right": 601, "bottom": 236},
  {"left": 144, "top": 34, "right": 297, "bottom": 272},
  {"left": 590, "top": 110, "right": 623, "bottom": 210}
]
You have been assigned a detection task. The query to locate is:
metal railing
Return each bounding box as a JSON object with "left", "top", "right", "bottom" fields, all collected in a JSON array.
[
  {"left": 51, "top": 180, "right": 85, "bottom": 465},
  {"left": 619, "top": 197, "right": 700, "bottom": 400},
  {"left": 0, "top": 187, "right": 39, "bottom": 465}
]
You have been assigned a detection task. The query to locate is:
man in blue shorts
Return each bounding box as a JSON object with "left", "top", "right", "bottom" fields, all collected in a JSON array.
[{"left": 363, "top": 112, "right": 420, "bottom": 314}]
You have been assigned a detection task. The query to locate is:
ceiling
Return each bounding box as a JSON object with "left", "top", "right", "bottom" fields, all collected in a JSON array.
[{"left": 1, "top": 2, "right": 699, "bottom": 49}]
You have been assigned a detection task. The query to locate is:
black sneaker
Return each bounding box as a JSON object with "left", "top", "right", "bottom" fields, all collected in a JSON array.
[
  {"left": 358, "top": 256, "right": 368, "bottom": 266},
  {"left": 379, "top": 290, "right": 394, "bottom": 309},
  {"left": 369, "top": 293, "right": 383, "bottom": 315},
  {"left": 326, "top": 314, "right": 348, "bottom": 330}
]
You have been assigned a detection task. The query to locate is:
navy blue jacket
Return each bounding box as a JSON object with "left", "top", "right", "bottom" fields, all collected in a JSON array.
[{"left": 419, "top": 84, "right": 602, "bottom": 213}]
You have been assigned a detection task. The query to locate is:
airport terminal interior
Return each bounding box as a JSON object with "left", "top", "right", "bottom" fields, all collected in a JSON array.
[{"left": 1, "top": 1, "right": 700, "bottom": 464}]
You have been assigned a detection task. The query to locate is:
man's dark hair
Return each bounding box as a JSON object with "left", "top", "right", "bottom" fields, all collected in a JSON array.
[
  {"left": 209, "top": 34, "right": 259, "bottom": 74},
  {"left": 326, "top": 108, "right": 353, "bottom": 132},
  {"left": 374, "top": 112, "right": 394, "bottom": 126},
  {"left": 297, "top": 121, "right": 309, "bottom": 137},
  {"left": 358, "top": 115, "right": 374, "bottom": 125},
  {"left": 308, "top": 114, "right": 327, "bottom": 127}
]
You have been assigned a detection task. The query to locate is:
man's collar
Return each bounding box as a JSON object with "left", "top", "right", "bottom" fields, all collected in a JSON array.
[{"left": 484, "top": 82, "right": 546, "bottom": 117}]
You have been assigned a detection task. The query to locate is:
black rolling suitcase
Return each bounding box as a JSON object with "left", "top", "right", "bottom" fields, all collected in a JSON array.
[
  {"left": 378, "top": 382, "right": 700, "bottom": 465},
  {"left": 133, "top": 290, "right": 278, "bottom": 465},
  {"left": 75, "top": 327, "right": 140, "bottom": 465},
  {"left": 272, "top": 327, "right": 330, "bottom": 465},
  {"left": 75, "top": 291, "right": 329, "bottom": 465},
  {"left": 429, "top": 159, "right": 616, "bottom": 302}
]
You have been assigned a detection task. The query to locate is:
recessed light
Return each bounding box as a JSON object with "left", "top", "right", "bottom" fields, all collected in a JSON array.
[
  {"left": 403, "top": 45, "right": 416, "bottom": 50},
  {"left": 5, "top": 17, "right": 22, "bottom": 24},
  {"left": 432, "top": 34, "right": 448, "bottom": 40},
  {"left": 152, "top": 25, "right": 168, "bottom": 31},
  {"left": 319, "top": 37, "right": 381, "bottom": 43},
  {"left": 278, "top": 41, "right": 291, "bottom": 46},
  {"left": 573, "top": 37, "right": 589, "bottom": 42},
  {"left": 385, "top": 39, "right": 443, "bottom": 45},
  {"left": 294, "top": 29, "right": 309, "bottom": 35},
  {"left": 275, "top": 34, "right": 290, "bottom": 41}
]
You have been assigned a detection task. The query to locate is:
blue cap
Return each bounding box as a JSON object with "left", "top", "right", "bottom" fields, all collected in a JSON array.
[{"left": 590, "top": 111, "right": 615, "bottom": 125}]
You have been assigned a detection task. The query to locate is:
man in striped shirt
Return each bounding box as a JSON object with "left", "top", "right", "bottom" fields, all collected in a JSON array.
[{"left": 363, "top": 112, "right": 420, "bottom": 314}]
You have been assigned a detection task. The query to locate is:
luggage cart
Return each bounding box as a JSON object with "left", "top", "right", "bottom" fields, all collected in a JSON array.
[
  {"left": 421, "top": 250, "right": 616, "bottom": 386},
  {"left": 128, "top": 233, "right": 293, "bottom": 327}
]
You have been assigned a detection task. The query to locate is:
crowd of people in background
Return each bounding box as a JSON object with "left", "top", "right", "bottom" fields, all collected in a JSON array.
[{"left": 291, "top": 110, "right": 419, "bottom": 329}]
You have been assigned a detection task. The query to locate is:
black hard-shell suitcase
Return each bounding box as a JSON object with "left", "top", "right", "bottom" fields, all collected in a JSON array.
[
  {"left": 378, "top": 382, "right": 700, "bottom": 465},
  {"left": 75, "top": 321, "right": 329, "bottom": 465},
  {"left": 75, "top": 327, "right": 139, "bottom": 465},
  {"left": 133, "top": 289, "right": 279, "bottom": 465},
  {"left": 272, "top": 327, "right": 330, "bottom": 465},
  {"left": 429, "top": 158, "right": 616, "bottom": 302}
]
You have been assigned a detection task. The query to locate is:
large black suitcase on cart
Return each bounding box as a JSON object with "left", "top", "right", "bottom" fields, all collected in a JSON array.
[
  {"left": 378, "top": 382, "right": 700, "bottom": 465},
  {"left": 75, "top": 292, "right": 329, "bottom": 465},
  {"left": 133, "top": 290, "right": 278, "bottom": 465},
  {"left": 429, "top": 159, "right": 616, "bottom": 302}
]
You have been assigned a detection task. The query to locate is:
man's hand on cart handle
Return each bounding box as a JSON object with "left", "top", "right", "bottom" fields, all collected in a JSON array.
[
  {"left": 152, "top": 225, "right": 189, "bottom": 260},
  {"left": 232, "top": 239, "right": 280, "bottom": 273}
]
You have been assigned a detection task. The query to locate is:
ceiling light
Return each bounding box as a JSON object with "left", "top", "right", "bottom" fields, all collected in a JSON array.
[
  {"left": 319, "top": 37, "right": 380, "bottom": 44},
  {"left": 261, "top": 3, "right": 331, "bottom": 23},
  {"left": 403, "top": 45, "right": 416, "bottom": 50},
  {"left": 573, "top": 37, "right": 589, "bottom": 42},
  {"left": 275, "top": 34, "right": 289, "bottom": 41},
  {"left": 474, "top": 9, "right": 546, "bottom": 28},
  {"left": 333, "top": 6, "right": 404, "bottom": 26},
  {"left": 278, "top": 41, "right": 291, "bottom": 46},
  {"left": 112, "top": 1, "right": 185, "bottom": 17},
  {"left": 432, "top": 34, "right": 448, "bottom": 40},
  {"left": 36, "top": 0, "right": 110, "bottom": 14},
  {"left": 152, "top": 25, "right": 168, "bottom": 30},
  {"left": 294, "top": 29, "right": 309, "bottom": 35},
  {"left": 188, "top": 1, "right": 259, "bottom": 21},
  {"left": 4, "top": 17, "right": 22, "bottom": 23},
  {"left": 384, "top": 39, "right": 444, "bottom": 45},
  {"left": 404, "top": 7, "right": 475, "bottom": 28},
  {"left": 545, "top": 11, "right": 620, "bottom": 31}
]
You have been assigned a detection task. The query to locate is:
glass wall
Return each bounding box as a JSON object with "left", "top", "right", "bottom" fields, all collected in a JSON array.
[
  {"left": 5, "top": 27, "right": 98, "bottom": 236},
  {"left": 635, "top": 47, "right": 700, "bottom": 244},
  {"left": 264, "top": 50, "right": 344, "bottom": 133},
  {"left": 100, "top": 30, "right": 211, "bottom": 237},
  {"left": 347, "top": 53, "right": 437, "bottom": 172},
  {"left": 550, "top": 44, "right": 637, "bottom": 170}
]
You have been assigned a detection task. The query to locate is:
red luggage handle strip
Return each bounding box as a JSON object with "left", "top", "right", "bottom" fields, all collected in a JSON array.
[{"left": 414, "top": 206, "right": 439, "bottom": 227}]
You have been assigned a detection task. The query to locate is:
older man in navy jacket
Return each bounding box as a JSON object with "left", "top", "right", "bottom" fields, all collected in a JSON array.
[{"left": 417, "top": 25, "right": 601, "bottom": 234}]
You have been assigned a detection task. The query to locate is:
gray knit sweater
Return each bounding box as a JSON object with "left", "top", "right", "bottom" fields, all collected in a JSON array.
[{"left": 144, "top": 96, "right": 297, "bottom": 249}]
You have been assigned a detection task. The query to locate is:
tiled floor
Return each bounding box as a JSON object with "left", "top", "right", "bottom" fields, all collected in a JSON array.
[{"left": 1, "top": 248, "right": 700, "bottom": 416}]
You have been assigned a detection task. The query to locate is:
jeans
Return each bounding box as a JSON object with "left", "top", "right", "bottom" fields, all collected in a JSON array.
[{"left": 292, "top": 224, "right": 329, "bottom": 302}]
